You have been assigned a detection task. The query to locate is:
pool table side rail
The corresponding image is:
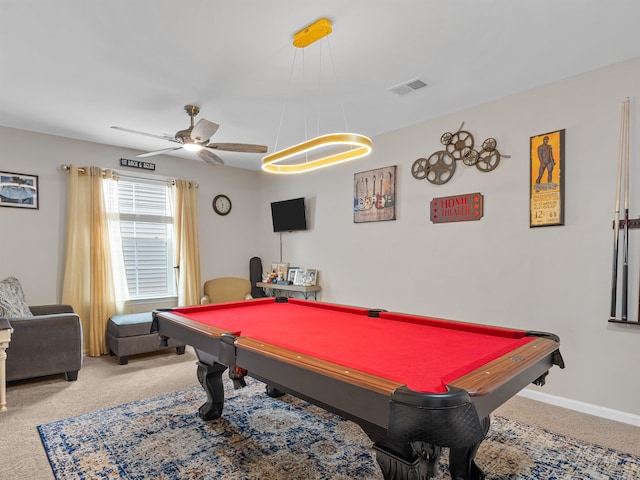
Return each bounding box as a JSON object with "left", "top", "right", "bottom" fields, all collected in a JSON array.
[
  {"left": 153, "top": 310, "right": 238, "bottom": 339},
  {"left": 151, "top": 311, "right": 240, "bottom": 359},
  {"left": 235, "top": 337, "right": 405, "bottom": 396},
  {"left": 446, "top": 336, "right": 560, "bottom": 396},
  {"left": 380, "top": 311, "right": 530, "bottom": 339}
]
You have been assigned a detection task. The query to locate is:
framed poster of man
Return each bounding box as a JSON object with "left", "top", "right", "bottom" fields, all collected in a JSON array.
[{"left": 530, "top": 129, "right": 565, "bottom": 227}]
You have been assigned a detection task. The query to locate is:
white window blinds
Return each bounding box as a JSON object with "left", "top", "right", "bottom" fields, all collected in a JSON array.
[{"left": 117, "top": 179, "right": 176, "bottom": 299}]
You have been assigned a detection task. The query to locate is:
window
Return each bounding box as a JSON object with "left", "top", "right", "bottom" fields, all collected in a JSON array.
[{"left": 116, "top": 179, "right": 176, "bottom": 299}]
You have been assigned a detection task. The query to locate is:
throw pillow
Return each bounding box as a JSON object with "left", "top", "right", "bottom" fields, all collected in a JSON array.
[{"left": 0, "top": 276, "right": 33, "bottom": 318}]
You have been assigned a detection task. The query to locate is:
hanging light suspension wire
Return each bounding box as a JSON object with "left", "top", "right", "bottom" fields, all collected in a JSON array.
[{"left": 262, "top": 18, "right": 372, "bottom": 174}]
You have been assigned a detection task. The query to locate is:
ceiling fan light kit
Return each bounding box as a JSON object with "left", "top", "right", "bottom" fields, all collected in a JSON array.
[
  {"left": 182, "top": 142, "right": 203, "bottom": 152},
  {"left": 263, "top": 17, "right": 372, "bottom": 174}
]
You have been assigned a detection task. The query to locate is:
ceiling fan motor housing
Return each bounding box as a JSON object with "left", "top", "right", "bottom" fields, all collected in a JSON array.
[{"left": 175, "top": 128, "right": 194, "bottom": 144}]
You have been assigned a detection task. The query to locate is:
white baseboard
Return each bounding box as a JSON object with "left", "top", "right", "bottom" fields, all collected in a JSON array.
[{"left": 518, "top": 389, "right": 640, "bottom": 427}]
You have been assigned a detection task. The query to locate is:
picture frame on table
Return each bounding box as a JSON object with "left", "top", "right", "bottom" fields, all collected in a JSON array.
[
  {"left": 275, "top": 263, "right": 289, "bottom": 281},
  {"left": 304, "top": 269, "right": 318, "bottom": 286},
  {"left": 287, "top": 267, "right": 302, "bottom": 284},
  {"left": 0, "top": 171, "right": 39, "bottom": 209},
  {"left": 293, "top": 269, "right": 306, "bottom": 286}
]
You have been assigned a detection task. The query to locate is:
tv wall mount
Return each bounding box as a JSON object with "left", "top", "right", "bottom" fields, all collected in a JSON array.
[{"left": 412, "top": 122, "right": 510, "bottom": 185}]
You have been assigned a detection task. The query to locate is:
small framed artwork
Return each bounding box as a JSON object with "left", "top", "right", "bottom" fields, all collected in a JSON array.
[
  {"left": 275, "top": 263, "right": 289, "bottom": 281},
  {"left": 0, "top": 171, "right": 39, "bottom": 209},
  {"left": 287, "top": 267, "right": 302, "bottom": 284},
  {"left": 530, "top": 129, "right": 565, "bottom": 227},
  {"left": 354, "top": 165, "right": 396, "bottom": 223},
  {"left": 304, "top": 269, "right": 318, "bottom": 286},
  {"left": 293, "top": 269, "right": 306, "bottom": 286}
]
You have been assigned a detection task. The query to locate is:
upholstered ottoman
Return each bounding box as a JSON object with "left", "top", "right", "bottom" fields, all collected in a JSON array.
[{"left": 106, "top": 312, "right": 185, "bottom": 365}]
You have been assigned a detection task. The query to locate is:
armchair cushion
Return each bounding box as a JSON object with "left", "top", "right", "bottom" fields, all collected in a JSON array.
[
  {"left": 0, "top": 276, "right": 32, "bottom": 318},
  {"left": 201, "top": 277, "right": 253, "bottom": 304}
]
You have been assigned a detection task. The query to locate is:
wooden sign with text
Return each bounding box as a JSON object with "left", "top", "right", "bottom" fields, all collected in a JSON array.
[{"left": 430, "top": 192, "right": 483, "bottom": 223}]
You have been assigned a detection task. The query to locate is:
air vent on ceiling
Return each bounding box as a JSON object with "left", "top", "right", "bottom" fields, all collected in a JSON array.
[{"left": 387, "top": 78, "right": 428, "bottom": 96}]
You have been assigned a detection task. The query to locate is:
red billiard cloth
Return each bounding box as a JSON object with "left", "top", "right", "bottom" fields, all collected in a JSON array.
[{"left": 172, "top": 298, "right": 534, "bottom": 393}]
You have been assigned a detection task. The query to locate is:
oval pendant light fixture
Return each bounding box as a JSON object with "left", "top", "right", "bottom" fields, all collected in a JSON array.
[{"left": 262, "top": 18, "right": 372, "bottom": 174}]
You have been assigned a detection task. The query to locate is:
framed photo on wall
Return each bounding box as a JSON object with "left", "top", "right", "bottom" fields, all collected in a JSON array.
[
  {"left": 354, "top": 165, "right": 396, "bottom": 223},
  {"left": 0, "top": 171, "right": 39, "bottom": 210},
  {"left": 530, "top": 129, "right": 564, "bottom": 227}
]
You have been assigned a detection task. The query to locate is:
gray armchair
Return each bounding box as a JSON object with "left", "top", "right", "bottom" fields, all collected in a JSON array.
[{"left": 6, "top": 304, "right": 82, "bottom": 382}]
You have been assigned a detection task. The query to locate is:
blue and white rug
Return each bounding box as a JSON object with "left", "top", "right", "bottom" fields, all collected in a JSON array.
[{"left": 38, "top": 378, "right": 640, "bottom": 479}]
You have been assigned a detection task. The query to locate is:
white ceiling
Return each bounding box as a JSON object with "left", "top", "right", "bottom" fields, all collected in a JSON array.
[{"left": 2, "top": 0, "right": 640, "bottom": 171}]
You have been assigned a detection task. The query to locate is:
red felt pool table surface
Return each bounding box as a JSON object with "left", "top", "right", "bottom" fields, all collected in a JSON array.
[{"left": 170, "top": 298, "right": 534, "bottom": 394}]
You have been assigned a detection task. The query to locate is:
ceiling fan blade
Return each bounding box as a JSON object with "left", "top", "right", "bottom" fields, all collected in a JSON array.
[
  {"left": 197, "top": 149, "right": 225, "bottom": 166},
  {"left": 205, "top": 142, "right": 268, "bottom": 153},
  {"left": 191, "top": 118, "right": 219, "bottom": 143},
  {"left": 136, "top": 147, "right": 183, "bottom": 158},
  {"left": 111, "top": 126, "right": 177, "bottom": 142}
]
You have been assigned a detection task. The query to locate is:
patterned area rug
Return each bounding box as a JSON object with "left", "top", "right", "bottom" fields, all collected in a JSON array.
[{"left": 38, "top": 378, "right": 640, "bottom": 479}]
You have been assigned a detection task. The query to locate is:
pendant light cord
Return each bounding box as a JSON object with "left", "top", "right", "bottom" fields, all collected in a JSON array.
[
  {"left": 326, "top": 36, "right": 350, "bottom": 133},
  {"left": 273, "top": 48, "right": 299, "bottom": 153}
]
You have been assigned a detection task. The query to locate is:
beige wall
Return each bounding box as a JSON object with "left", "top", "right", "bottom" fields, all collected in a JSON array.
[
  {"left": 256, "top": 58, "right": 640, "bottom": 420},
  {"left": 0, "top": 128, "right": 261, "bottom": 305},
  {"left": 2, "top": 58, "right": 640, "bottom": 421}
]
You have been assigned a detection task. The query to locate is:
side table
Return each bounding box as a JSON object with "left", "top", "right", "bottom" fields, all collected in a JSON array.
[
  {"left": 256, "top": 282, "right": 321, "bottom": 300},
  {"left": 0, "top": 318, "right": 13, "bottom": 412}
]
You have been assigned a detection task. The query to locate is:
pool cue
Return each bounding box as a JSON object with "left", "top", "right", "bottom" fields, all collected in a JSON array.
[
  {"left": 622, "top": 98, "right": 630, "bottom": 320},
  {"left": 610, "top": 102, "right": 625, "bottom": 320}
]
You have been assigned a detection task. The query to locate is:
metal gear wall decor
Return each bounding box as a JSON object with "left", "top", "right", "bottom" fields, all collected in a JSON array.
[{"left": 412, "top": 122, "right": 510, "bottom": 185}]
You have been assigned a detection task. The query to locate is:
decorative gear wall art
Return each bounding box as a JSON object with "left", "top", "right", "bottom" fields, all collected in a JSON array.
[{"left": 412, "top": 122, "right": 510, "bottom": 185}]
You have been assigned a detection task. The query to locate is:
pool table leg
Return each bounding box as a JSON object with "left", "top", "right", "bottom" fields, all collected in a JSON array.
[
  {"left": 448, "top": 415, "right": 491, "bottom": 480},
  {"left": 196, "top": 361, "right": 228, "bottom": 421},
  {"left": 372, "top": 440, "right": 441, "bottom": 479}
]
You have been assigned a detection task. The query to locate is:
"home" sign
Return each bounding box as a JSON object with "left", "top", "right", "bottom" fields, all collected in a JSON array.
[{"left": 430, "top": 192, "right": 483, "bottom": 223}]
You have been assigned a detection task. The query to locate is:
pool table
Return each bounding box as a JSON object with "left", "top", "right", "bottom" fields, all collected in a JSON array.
[{"left": 152, "top": 297, "right": 564, "bottom": 480}]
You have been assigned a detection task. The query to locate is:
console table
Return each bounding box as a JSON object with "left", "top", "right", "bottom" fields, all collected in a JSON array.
[
  {"left": 256, "top": 282, "right": 321, "bottom": 300},
  {"left": 0, "top": 318, "right": 12, "bottom": 412}
]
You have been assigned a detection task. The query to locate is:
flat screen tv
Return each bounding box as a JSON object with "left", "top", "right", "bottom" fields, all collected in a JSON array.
[{"left": 271, "top": 197, "right": 307, "bottom": 232}]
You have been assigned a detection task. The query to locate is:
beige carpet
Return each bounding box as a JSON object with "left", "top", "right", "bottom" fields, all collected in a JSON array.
[{"left": 2, "top": 347, "right": 639, "bottom": 479}]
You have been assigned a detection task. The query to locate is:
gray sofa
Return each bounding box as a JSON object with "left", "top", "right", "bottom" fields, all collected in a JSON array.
[{"left": 6, "top": 304, "right": 82, "bottom": 382}]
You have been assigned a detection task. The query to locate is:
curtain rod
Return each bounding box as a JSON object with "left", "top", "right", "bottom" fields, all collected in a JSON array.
[{"left": 60, "top": 164, "right": 198, "bottom": 188}]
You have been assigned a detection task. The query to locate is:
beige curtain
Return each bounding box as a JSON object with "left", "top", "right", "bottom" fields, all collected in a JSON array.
[
  {"left": 170, "top": 180, "right": 201, "bottom": 306},
  {"left": 62, "top": 166, "right": 123, "bottom": 356}
]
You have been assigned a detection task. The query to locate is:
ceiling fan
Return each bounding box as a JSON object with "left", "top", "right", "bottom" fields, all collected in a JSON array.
[{"left": 111, "top": 105, "right": 268, "bottom": 166}]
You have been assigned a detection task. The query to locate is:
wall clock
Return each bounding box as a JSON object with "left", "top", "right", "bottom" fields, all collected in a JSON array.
[{"left": 212, "top": 194, "right": 232, "bottom": 216}]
